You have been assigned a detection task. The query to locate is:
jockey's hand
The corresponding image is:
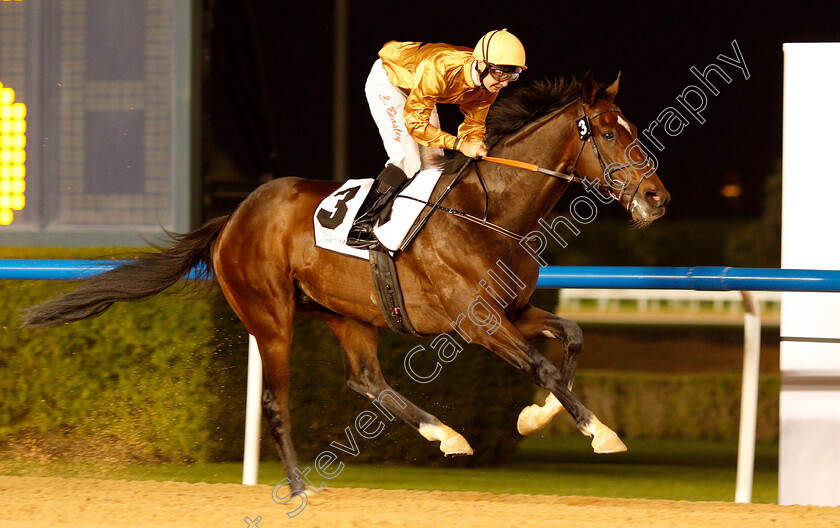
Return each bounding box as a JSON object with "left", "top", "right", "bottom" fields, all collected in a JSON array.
[{"left": 459, "top": 140, "right": 488, "bottom": 159}]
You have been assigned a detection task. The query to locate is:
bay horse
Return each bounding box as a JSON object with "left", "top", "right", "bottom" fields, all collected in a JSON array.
[{"left": 24, "top": 73, "right": 670, "bottom": 491}]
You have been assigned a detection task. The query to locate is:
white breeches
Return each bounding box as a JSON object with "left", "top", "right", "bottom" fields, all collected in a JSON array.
[{"left": 365, "top": 58, "right": 442, "bottom": 178}]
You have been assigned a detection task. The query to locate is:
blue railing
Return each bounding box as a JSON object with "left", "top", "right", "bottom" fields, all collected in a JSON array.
[
  {"left": 0, "top": 260, "right": 125, "bottom": 280},
  {"left": 536, "top": 266, "right": 840, "bottom": 291},
  {"left": 4, "top": 259, "right": 840, "bottom": 292},
  {"left": 0, "top": 260, "right": 206, "bottom": 280}
]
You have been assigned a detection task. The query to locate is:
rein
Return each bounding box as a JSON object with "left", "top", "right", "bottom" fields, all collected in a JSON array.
[
  {"left": 399, "top": 99, "right": 644, "bottom": 245},
  {"left": 480, "top": 156, "right": 596, "bottom": 188},
  {"left": 398, "top": 194, "right": 532, "bottom": 241}
]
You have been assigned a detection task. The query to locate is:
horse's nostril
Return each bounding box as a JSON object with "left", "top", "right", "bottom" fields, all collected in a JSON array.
[{"left": 646, "top": 191, "right": 670, "bottom": 207}]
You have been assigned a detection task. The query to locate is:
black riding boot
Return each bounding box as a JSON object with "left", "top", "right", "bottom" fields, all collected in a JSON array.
[{"left": 347, "top": 164, "right": 407, "bottom": 248}]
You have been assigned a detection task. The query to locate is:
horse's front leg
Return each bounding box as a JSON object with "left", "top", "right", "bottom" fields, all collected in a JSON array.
[
  {"left": 462, "top": 307, "right": 625, "bottom": 454},
  {"left": 319, "top": 313, "right": 474, "bottom": 457},
  {"left": 509, "top": 305, "right": 584, "bottom": 435}
]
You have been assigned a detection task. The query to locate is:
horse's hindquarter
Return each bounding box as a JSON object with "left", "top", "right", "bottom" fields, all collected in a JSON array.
[
  {"left": 213, "top": 178, "right": 344, "bottom": 323},
  {"left": 214, "top": 178, "right": 327, "bottom": 265}
]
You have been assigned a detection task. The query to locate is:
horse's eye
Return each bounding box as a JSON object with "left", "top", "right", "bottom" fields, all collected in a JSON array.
[{"left": 603, "top": 132, "right": 615, "bottom": 141}]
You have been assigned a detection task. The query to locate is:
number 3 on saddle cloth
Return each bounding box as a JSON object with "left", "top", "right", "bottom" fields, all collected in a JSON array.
[
  {"left": 313, "top": 167, "right": 443, "bottom": 260},
  {"left": 313, "top": 167, "right": 443, "bottom": 334}
]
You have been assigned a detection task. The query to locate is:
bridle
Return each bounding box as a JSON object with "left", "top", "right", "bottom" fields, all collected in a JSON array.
[
  {"left": 532, "top": 100, "right": 644, "bottom": 210},
  {"left": 397, "top": 97, "right": 651, "bottom": 247}
]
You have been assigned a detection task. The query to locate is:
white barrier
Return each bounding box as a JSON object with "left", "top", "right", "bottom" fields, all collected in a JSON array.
[{"left": 780, "top": 42, "right": 840, "bottom": 507}]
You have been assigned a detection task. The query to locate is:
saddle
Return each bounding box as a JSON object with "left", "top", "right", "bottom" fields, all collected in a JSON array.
[{"left": 312, "top": 169, "right": 445, "bottom": 335}]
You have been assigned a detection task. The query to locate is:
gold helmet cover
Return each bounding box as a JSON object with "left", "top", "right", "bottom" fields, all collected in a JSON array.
[{"left": 473, "top": 29, "right": 527, "bottom": 69}]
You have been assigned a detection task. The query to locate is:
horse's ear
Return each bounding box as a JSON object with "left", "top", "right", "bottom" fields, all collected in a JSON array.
[
  {"left": 581, "top": 71, "right": 600, "bottom": 107},
  {"left": 604, "top": 71, "right": 621, "bottom": 101}
]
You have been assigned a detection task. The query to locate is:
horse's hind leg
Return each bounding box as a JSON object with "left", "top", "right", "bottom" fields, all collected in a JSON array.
[
  {"left": 510, "top": 305, "right": 584, "bottom": 435},
  {"left": 218, "top": 274, "right": 304, "bottom": 490},
  {"left": 321, "top": 314, "right": 473, "bottom": 456},
  {"left": 255, "top": 330, "right": 306, "bottom": 492}
]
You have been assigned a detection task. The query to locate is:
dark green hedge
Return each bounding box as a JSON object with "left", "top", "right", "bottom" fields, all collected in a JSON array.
[
  {"left": 0, "top": 247, "right": 534, "bottom": 465},
  {"left": 537, "top": 371, "right": 780, "bottom": 442},
  {"left": 0, "top": 247, "right": 246, "bottom": 462}
]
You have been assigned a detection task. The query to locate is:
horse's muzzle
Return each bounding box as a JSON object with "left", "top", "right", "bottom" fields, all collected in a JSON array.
[{"left": 630, "top": 186, "right": 670, "bottom": 224}]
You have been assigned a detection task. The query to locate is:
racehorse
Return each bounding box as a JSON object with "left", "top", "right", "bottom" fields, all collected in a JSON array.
[{"left": 24, "top": 73, "right": 670, "bottom": 491}]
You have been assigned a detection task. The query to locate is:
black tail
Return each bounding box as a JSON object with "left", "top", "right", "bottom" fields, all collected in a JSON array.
[{"left": 22, "top": 216, "right": 230, "bottom": 329}]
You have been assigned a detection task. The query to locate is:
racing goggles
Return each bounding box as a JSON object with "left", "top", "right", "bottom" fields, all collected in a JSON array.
[{"left": 486, "top": 63, "right": 522, "bottom": 82}]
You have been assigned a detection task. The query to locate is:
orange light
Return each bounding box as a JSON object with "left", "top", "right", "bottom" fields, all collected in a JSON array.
[{"left": 720, "top": 184, "right": 742, "bottom": 198}]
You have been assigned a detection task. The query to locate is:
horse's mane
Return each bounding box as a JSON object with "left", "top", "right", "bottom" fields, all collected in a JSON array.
[
  {"left": 442, "top": 76, "right": 581, "bottom": 174},
  {"left": 484, "top": 76, "right": 581, "bottom": 146}
]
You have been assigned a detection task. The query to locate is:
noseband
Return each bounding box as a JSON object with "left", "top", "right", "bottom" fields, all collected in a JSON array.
[{"left": 568, "top": 102, "right": 644, "bottom": 211}]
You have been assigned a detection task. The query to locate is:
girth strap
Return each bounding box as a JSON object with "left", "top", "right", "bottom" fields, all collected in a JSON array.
[{"left": 368, "top": 247, "right": 419, "bottom": 335}]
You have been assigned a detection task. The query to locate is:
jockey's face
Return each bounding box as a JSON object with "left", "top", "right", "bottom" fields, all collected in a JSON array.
[{"left": 478, "top": 61, "right": 510, "bottom": 93}]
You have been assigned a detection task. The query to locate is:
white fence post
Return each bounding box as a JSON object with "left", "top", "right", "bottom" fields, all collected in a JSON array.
[
  {"left": 242, "top": 334, "right": 262, "bottom": 485},
  {"left": 735, "top": 291, "right": 761, "bottom": 503}
]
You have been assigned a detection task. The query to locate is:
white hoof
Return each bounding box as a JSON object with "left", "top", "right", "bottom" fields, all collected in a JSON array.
[
  {"left": 517, "top": 393, "right": 565, "bottom": 436},
  {"left": 585, "top": 417, "right": 627, "bottom": 454},
  {"left": 418, "top": 423, "right": 474, "bottom": 457},
  {"left": 440, "top": 435, "right": 474, "bottom": 457}
]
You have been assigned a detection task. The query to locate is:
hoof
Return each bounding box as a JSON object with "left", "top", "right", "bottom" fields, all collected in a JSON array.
[
  {"left": 517, "top": 393, "right": 565, "bottom": 436},
  {"left": 517, "top": 404, "right": 543, "bottom": 436},
  {"left": 591, "top": 430, "right": 627, "bottom": 454},
  {"left": 419, "top": 423, "right": 474, "bottom": 457},
  {"left": 441, "top": 435, "right": 474, "bottom": 457},
  {"left": 586, "top": 417, "right": 627, "bottom": 454}
]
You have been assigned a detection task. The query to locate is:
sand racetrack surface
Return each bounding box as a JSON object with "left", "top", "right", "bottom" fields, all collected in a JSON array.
[{"left": 2, "top": 476, "right": 839, "bottom": 527}]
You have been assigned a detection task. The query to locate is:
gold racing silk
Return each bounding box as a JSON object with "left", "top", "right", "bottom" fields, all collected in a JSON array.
[{"left": 378, "top": 41, "right": 497, "bottom": 150}]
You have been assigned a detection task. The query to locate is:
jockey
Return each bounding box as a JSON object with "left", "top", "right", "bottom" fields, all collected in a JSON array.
[{"left": 347, "top": 29, "right": 527, "bottom": 248}]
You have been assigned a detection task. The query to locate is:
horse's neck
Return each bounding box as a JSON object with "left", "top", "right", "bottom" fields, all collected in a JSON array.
[{"left": 477, "top": 114, "right": 576, "bottom": 232}]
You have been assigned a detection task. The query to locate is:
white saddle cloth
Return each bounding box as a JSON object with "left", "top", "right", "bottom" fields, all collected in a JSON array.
[{"left": 313, "top": 168, "right": 443, "bottom": 259}]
